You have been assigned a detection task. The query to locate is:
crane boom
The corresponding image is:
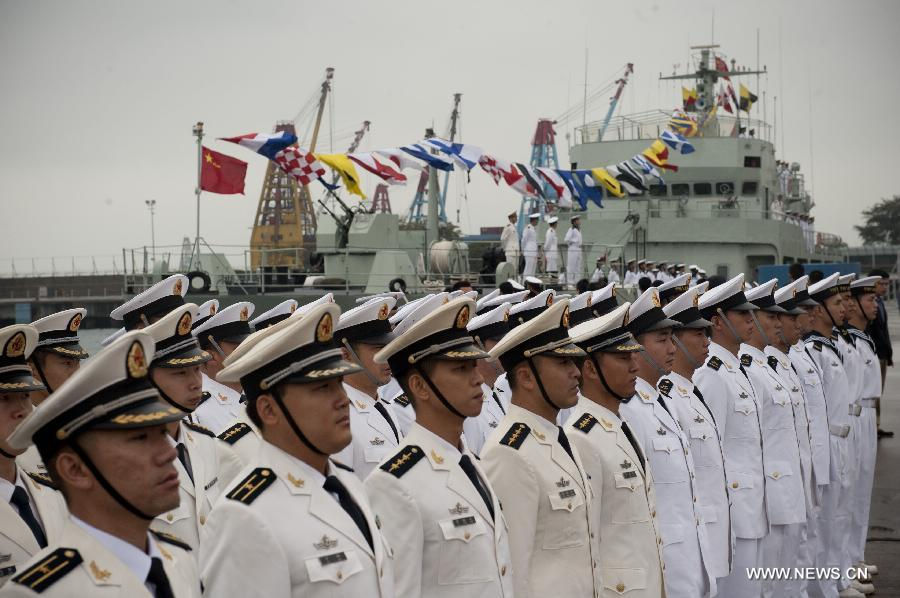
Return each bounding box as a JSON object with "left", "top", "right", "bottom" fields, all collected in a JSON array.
[
  {"left": 597, "top": 63, "right": 633, "bottom": 142},
  {"left": 346, "top": 120, "right": 371, "bottom": 153}
]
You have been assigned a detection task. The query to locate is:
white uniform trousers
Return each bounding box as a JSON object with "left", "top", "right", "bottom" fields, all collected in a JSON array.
[
  {"left": 718, "top": 537, "right": 763, "bottom": 598},
  {"left": 849, "top": 405, "right": 876, "bottom": 565},
  {"left": 761, "top": 522, "right": 804, "bottom": 598},
  {"left": 813, "top": 436, "right": 851, "bottom": 597}
]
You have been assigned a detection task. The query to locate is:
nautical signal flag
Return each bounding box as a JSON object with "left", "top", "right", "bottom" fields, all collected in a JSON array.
[
  {"left": 200, "top": 147, "right": 247, "bottom": 195},
  {"left": 682, "top": 87, "right": 698, "bottom": 111},
  {"left": 317, "top": 153, "right": 366, "bottom": 198},
  {"left": 739, "top": 84, "right": 758, "bottom": 112},
  {"left": 221, "top": 131, "right": 297, "bottom": 160}
]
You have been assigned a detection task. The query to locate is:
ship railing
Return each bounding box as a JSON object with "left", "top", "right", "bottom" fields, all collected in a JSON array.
[{"left": 574, "top": 110, "right": 773, "bottom": 144}]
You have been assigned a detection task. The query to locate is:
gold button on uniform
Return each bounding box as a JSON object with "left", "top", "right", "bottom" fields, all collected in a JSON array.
[
  {"left": 732, "top": 482, "right": 739, "bottom": 489},
  {"left": 199, "top": 515, "right": 206, "bottom": 525},
  {"left": 336, "top": 571, "right": 343, "bottom": 580},
  {"left": 616, "top": 582, "right": 626, "bottom": 592},
  {"left": 501, "top": 565, "right": 507, "bottom": 576},
  {"left": 464, "top": 532, "right": 471, "bottom": 540},
  {"left": 166, "top": 513, "right": 173, "bottom": 522}
]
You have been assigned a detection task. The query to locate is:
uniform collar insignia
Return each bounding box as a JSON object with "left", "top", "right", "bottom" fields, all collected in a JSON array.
[
  {"left": 555, "top": 477, "right": 570, "bottom": 488},
  {"left": 533, "top": 429, "right": 546, "bottom": 441},
  {"left": 287, "top": 473, "right": 305, "bottom": 488},
  {"left": 430, "top": 449, "right": 444, "bottom": 464},
  {"left": 600, "top": 417, "right": 614, "bottom": 430},
  {"left": 355, "top": 400, "right": 367, "bottom": 410},
  {"left": 314, "top": 535, "right": 338, "bottom": 550},
  {"left": 89, "top": 561, "right": 111, "bottom": 582},
  {"left": 449, "top": 502, "right": 469, "bottom": 515},
  {"left": 370, "top": 437, "right": 385, "bottom": 445}
]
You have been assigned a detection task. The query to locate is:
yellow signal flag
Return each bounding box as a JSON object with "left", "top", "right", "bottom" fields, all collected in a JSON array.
[
  {"left": 591, "top": 168, "right": 624, "bottom": 198},
  {"left": 317, "top": 153, "right": 366, "bottom": 198}
]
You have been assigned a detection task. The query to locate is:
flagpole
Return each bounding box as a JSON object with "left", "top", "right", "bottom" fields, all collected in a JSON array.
[{"left": 192, "top": 121, "right": 204, "bottom": 272}]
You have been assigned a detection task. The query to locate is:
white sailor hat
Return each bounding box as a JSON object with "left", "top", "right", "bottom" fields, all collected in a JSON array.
[
  {"left": 774, "top": 279, "right": 808, "bottom": 315},
  {"left": 508, "top": 209, "right": 517, "bottom": 217},
  {"left": 698, "top": 273, "right": 757, "bottom": 319},
  {"left": 489, "top": 298, "right": 584, "bottom": 372},
  {"left": 475, "top": 289, "right": 501, "bottom": 313},
  {"left": 217, "top": 303, "right": 362, "bottom": 396},
  {"left": 335, "top": 296, "right": 397, "bottom": 346},
  {"left": 192, "top": 299, "right": 219, "bottom": 331},
  {"left": 626, "top": 287, "right": 681, "bottom": 336},
  {"left": 144, "top": 304, "right": 211, "bottom": 368},
  {"left": 477, "top": 290, "right": 528, "bottom": 315},
  {"left": 31, "top": 308, "right": 89, "bottom": 359},
  {"left": 467, "top": 302, "right": 511, "bottom": 344},
  {"left": 570, "top": 213, "right": 582, "bottom": 221},
  {"left": 250, "top": 299, "right": 298, "bottom": 331},
  {"left": 508, "top": 279, "right": 526, "bottom": 291},
  {"left": 590, "top": 283, "right": 620, "bottom": 318},
  {"left": 658, "top": 273, "right": 691, "bottom": 303},
  {"left": 745, "top": 279, "right": 788, "bottom": 313},
  {"left": 524, "top": 276, "right": 543, "bottom": 287},
  {"left": 637, "top": 259, "right": 647, "bottom": 266},
  {"left": 392, "top": 293, "right": 451, "bottom": 337},
  {"left": 837, "top": 273, "right": 856, "bottom": 293},
  {"left": 851, "top": 276, "right": 880, "bottom": 296},
  {"left": 808, "top": 273, "right": 841, "bottom": 303},
  {"left": 8, "top": 330, "right": 183, "bottom": 453},
  {"left": 547, "top": 216, "right": 559, "bottom": 225},
  {"left": 570, "top": 303, "right": 642, "bottom": 354},
  {"left": 698, "top": 269, "right": 707, "bottom": 276},
  {"left": 449, "top": 290, "right": 478, "bottom": 301},
  {"left": 689, "top": 264, "right": 699, "bottom": 271},
  {"left": 100, "top": 327, "right": 126, "bottom": 347},
  {"left": 657, "top": 261, "right": 667, "bottom": 267},
  {"left": 296, "top": 294, "right": 335, "bottom": 318},
  {"left": 375, "top": 297, "right": 489, "bottom": 378},
  {"left": 0, "top": 325, "right": 45, "bottom": 393},
  {"left": 529, "top": 212, "right": 540, "bottom": 219},
  {"left": 626, "top": 259, "right": 637, "bottom": 265},
  {"left": 110, "top": 274, "right": 188, "bottom": 329},
  {"left": 509, "top": 289, "right": 556, "bottom": 328},
  {"left": 695, "top": 281, "right": 710, "bottom": 294},
  {"left": 664, "top": 285, "right": 712, "bottom": 328},
  {"left": 645, "top": 259, "right": 656, "bottom": 266},
  {"left": 355, "top": 291, "right": 406, "bottom": 305},
  {"left": 193, "top": 301, "right": 255, "bottom": 349},
  {"left": 389, "top": 294, "right": 432, "bottom": 326},
  {"left": 568, "top": 291, "right": 595, "bottom": 326},
  {"left": 676, "top": 263, "right": 686, "bottom": 269},
  {"left": 222, "top": 307, "right": 303, "bottom": 369}
]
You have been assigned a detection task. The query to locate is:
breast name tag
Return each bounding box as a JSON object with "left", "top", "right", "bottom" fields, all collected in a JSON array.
[
  {"left": 452, "top": 516, "right": 476, "bottom": 527},
  {"left": 319, "top": 552, "right": 347, "bottom": 566},
  {"left": 623, "top": 471, "right": 638, "bottom": 479},
  {"left": 559, "top": 489, "right": 577, "bottom": 499}
]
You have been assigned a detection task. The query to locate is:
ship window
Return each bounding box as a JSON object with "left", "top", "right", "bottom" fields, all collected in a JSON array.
[
  {"left": 742, "top": 181, "right": 758, "bottom": 195},
  {"left": 671, "top": 183, "right": 690, "bottom": 196},
  {"left": 715, "top": 182, "right": 735, "bottom": 195},
  {"left": 648, "top": 184, "right": 667, "bottom": 197},
  {"left": 744, "top": 156, "right": 761, "bottom": 168},
  {"left": 694, "top": 183, "right": 712, "bottom": 196}
]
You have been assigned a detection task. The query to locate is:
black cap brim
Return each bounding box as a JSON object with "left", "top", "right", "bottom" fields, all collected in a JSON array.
[
  {"left": 675, "top": 317, "right": 713, "bottom": 329},
  {"left": 643, "top": 317, "right": 683, "bottom": 332},
  {"left": 44, "top": 343, "right": 89, "bottom": 360},
  {"left": 0, "top": 372, "right": 46, "bottom": 393},
  {"left": 91, "top": 392, "right": 186, "bottom": 430},
  {"left": 280, "top": 355, "right": 363, "bottom": 385},
  {"left": 351, "top": 331, "right": 397, "bottom": 347},
  {"left": 154, "top": 345, "right": 212, "bottom": 369},
  {"left": 729, "top": 301, "right": 758, "bottom": 311}
]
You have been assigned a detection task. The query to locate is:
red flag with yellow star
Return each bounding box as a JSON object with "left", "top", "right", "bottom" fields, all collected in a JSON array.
[{"left": 200, "top": 146, "right": 247, "bottom": 194}]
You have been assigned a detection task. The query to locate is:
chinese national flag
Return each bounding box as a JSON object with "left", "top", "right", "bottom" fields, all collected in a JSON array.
[{"left": 200, "top": 146, "right": 247, "bottom": 195}]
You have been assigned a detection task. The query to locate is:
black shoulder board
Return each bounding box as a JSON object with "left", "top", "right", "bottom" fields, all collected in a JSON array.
[
  {"left": 12, "top": 547, "right": 82, "bottom": 592},
  {"left": 379, "top": 445, "right": 425, "bottom": 478},
  {"left": 707, "top": 356, "right": 722, "bottom": 371},
  {"left": 767, "top": 355, "right": 779, "bottom": 371},
  {"left": 658, "top": 378, "right": 673, "bottom": 396},
  {"left": 218, "top": 422, "right": 252, "bottom": 445},
  {"left": 184, "top": 421, "right": 215, "bottom": 437},
  {"left": 813, "top": 341, "right": 823, "bottom": 352},
  {"left": 226, "top": 468, "right": 277, "bottom": 505},
  {"left": 499, "top": 422, "right": 530, "bottom": 449},
  {"left": 27, "top": 471, "right": 57, "bottom": 490},
  {"left": 331, "top": 459, "right": 354, "bottom": 473},
  {"left": 740, "top": 354, "right": 753, "bottom": 367},
  {"left": 572, "top": 413, "right": 598, "bottom": 434},
  {"left": 150, "top": 529, "right": 192, "bottom": 551},
  {"left": 393, "top": 394, "right": 411, "bottom": 407}
]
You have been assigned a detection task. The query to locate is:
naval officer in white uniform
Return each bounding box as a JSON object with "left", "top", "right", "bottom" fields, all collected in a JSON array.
[
  {"left": 522, "top": 213, "right": 539, "bottom": 278},
  {"left": 543, "top": 216, "right": 559, "bottom": 280}
]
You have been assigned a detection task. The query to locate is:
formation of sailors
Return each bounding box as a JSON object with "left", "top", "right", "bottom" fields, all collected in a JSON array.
[{"left": 0, "top": 269, "right": 883, "bottom": 597}]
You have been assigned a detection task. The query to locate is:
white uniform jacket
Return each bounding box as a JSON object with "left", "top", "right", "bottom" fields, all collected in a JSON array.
[
  {"left": 620, "top": 378, "right": 715, "bottom": 598},
  {"left": 789, "top": 343, "right": 831, "bottom": 488},
  {"left": 692, "top": 342, "right": 768, "bottom": 539},
  {"left": 201, "top": 442, "right": 394, "bottom": 598},
  {"left": 3, "top": 518, "right": 200, "bottom": 597},
  {"left": 379, "top": 378, "right": 416, "bottom": 437},
  {"left": 500, "top": 224, "right": 520, "bottom": 266},
  {"left": 659, "top": 372, "right": 733, "bottom": 579},
  {"left": 0, "top": 470, "right": 68, "bottom": 587},
  {"left": 480, "top": 404, "right": 599, "bottom": 598},
  {"left": 215, "top": 408, "right": 262, "bottom": 465},
  {"left": 152, "top": 421, "right": 244, "bottom": 555},
  {"left": 194, "top": 374, "right": 245, "bottom": 435},
  {"left": 334, "top": 384, "right": 402, "bottom": 480},
  {"left": 564, "top": 227, "right": 583, "bottom": 281},
  {"left": 365, "top": 423, "right": 513, "bottom": 598},
  {"left": 14, "top": 448, "right": 44, "bottom": 475},
  {"left": 462, "top": 384, "right": 507, "bottom": 457},
  {"left": 739, "top": 344, "right": 806, "bottom": 526},
  {"left": 565, "top": 398, "right": 665, "bottom": 598},
  {"left": 521, "top": 224, "right": 537, "bottom": 258},
  {"left": 543, "top": 228, "right": 559, "bottom": 272}
]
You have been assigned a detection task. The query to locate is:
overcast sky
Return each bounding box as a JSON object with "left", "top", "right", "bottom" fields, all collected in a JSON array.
[{"left": 1, "top": 0, "right": 898, "bottom": 274}]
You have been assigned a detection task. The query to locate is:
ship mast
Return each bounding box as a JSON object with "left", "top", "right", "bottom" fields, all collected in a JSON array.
[
  {"left": 597, "top": 63, "right": 634, "bottom": 141},
  {"left": 440, "top": 93, "right": 462, "bottom": 219}
]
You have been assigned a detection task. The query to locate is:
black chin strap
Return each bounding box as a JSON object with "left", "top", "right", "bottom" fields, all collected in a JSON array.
[
  {"left": 0, "top": 447, "right": 16, "bottom": 459},
  {"left": 31, "top": 357, "right": 53, "bottom": 395},
  {"left": 716, "top": 308, "right": 745, "bottom": 345},
  {"left": 70, "top": 441, "right": 155, "bottom": 521},
  {"left": 638, "top": 349, "right": 667, "bottom": 378},
  {"left": 149, "top": 379, "right": 193, "bottom": 415},
  {"left": 269, "top": 386, "right": 327, "bottom": 456},
  {"left": 588, "top": 353, "right": 631, "bottom": 402},
  {"left": 525, "top": 358, "right": 562, "bottom": 411},
  {"left": 749, "top": 310, "right": 771, "bottom": 346},
  {"left": 414, "top": 366, "right": 466, "bottom": 419},
  {"left": 672, "top": 335, "right": 701, "bottom": 370}
]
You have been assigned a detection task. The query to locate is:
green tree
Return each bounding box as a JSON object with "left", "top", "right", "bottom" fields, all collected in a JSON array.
[{"left": 855, "top": 195, "right": 900, "bottom": 245}]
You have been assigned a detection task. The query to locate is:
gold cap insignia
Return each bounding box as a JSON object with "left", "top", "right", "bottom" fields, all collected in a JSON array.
[
  {"left": 546, "top": 294, "right": 554, "bottom": 306},
  {"left": 126, "top": 341, "right": 148, "bottom": 378},
  {"left": 239, "top": 306, "right": 249, "bottom": 321},
  {"left": 455, "top": 305, "right": 470, "bottom": 329},
  {"left": 792, "top": 288, "right": 797, "bottom": 298},
  {"left": 586, "top": 294, "right": 592, "bottom": 307},
  {"left": 172, "top": 279, "right": 183, "bottom": 296},
  {"left": 69, "top": 313, "right": 83, "bottom": 332},
  {"left": 377, "top": 303, "right": 389, "bottom": 320},
  {"left": 561, "top": 306, "right": 570, "bottom": 328},
  {"left": 290, "top": 303, "right": 297, "bottom": 313},
  {"left": 316, "top": 313, "right": 334, "bottom": 343},
  {"left": 503, "top": 309, "right": 509, "bottom": 322},
  {"left": 177, "top": 312, "right": 192, "bottom": 336},
  {"left": 611, "top": 287, "right": 617, "bottom": 297},
  {"left": 5, "top": 332, "right": 26, "bottom": 358},
  {"left": 209, "top": 304, "right": 217, "bottom": 315},
  {"left": 651, "top": 291, "right": 661, "bottom": 308},
  {"left": 693, "top": 293, "right": 700, "bottom": 307},
  {"left": 622, "top": 307, "right": 631, "bottom": 326}
]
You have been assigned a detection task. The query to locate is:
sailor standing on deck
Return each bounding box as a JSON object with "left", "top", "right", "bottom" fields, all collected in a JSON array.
[
  {"left": 199, "top": 303, "right": 395, "bottom": 597},
  {"left": 543, "top": 216, "right": 559, "bottom": 280},
  {"left": 619, "top": 287, "right": 716, "bottom": 598},
  {"left": 332, "top": 297, "right": 403, "bottom": 480},
  {"left": 564, "top": 214, "right": 583, "bottom": 288},
  {"left": 365, "top": 297, "right": 513, "bottom": 598},
  {"left": 692, "top": 274, "right": 766, "bottom": 598},
  {"left": 522, "top": 213, "right": 540, "bottom": 278},
  {"left": 500, "top": 211, "right": 520, "bottom": 277},
  {"left": 566, "top": 304, "right": 667, "bottom": 598},
  {"left": 3, "top": 331, "right": 201, "bottom": 597},
  {"left": 624, "top": 259, "right": 639, "bottom": 286}
]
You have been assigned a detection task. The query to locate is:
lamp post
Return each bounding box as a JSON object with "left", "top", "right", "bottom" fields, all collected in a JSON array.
[{"left": 145, "top": 199, "right": 157, "bottom": 266}]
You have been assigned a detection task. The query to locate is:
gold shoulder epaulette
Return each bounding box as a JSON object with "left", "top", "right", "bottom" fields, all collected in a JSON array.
[
  {"left": 12, "top": 548, "right": 82, "bottom": 592},
  {"left": 184, "top": 421, "right": 215, "bottom": 437},
  {"left": 218, "top": 422, "right": 252, "bottom": 445},
  {"left": 226, "top": 468, "right": 277, "bottom": 505},
  {"left": 27, "top": 471, "right": 57, "bottom": 490},
  {"left": 499, "top": 422, "right": 529, "bottom": 449},
  {"left": 379, "top": 445, "right": 424, "bottom": 478},
  {"left": 572, "top": 413, "right": 598, "bottom": 434}
]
